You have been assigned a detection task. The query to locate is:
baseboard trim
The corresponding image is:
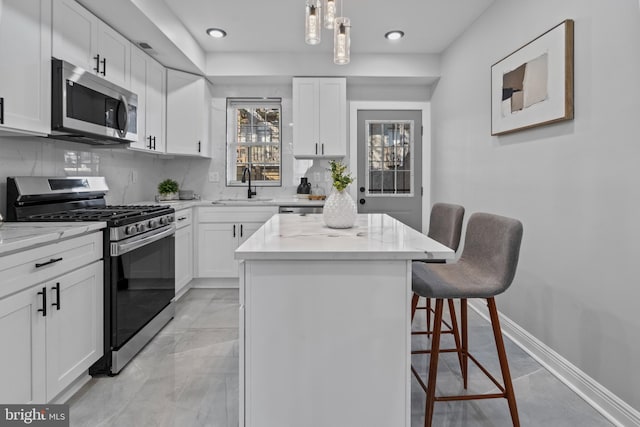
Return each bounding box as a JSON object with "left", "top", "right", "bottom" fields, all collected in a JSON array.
[
  {"left": 190, "top": 277, "right": 239, "bottom": 289},
  {"left": 468, "top": 301, "right": 640, "bottom": 427},
  {"left": 51, "top": 373, "right": 92, "bottom": 404}
]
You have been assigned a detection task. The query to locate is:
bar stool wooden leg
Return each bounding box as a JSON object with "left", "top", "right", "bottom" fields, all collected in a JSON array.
[
  {"left": 461, "top": 298, "right": 468, "bottom": 388},
  {"left": 411, "top": 293, "right": 420, "bottom": 322},
  {"left": 447, "top": 298, "right": 464, "bottom": 379},
  {"left": 426, "top": 298, "right": 432, "bottom": 334},
  {"left": 487, "top": 298, "right": 520, "bottom": 427},
  {"left": 424, "top": 298, "right": 444, "bottom": 427}
]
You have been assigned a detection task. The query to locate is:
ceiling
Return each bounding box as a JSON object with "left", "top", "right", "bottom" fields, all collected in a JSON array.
[
  {"left": 163, "top": 0, "right": 495, "bottom": 54},
  {"left": 78, "top": 0, "right": 495, "bottom": 77}
]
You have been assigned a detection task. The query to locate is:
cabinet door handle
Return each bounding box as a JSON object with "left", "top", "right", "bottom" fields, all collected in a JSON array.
[
  {"left": 93, "top": 54, "right": 101, "bottom": 73},
  {"left": 35, "top": 257, "right": 63, "bottom": 268},
  {"left": 0, "top": 97, "right": 4, "bottom": 125},
  {"left": 37, "top": 287, "right": 47, "bottom": 317},
  {"left": 177, "top": 216, "right": 187, "bottom": 221},
  {"left": 152, "top": 136, "right": 156, "bottom": 150},
  {"left": 233, "top": 224, "right": 236, "bottom": 238},
  {"left": 315, "top": 143, "right": 318, "bottom": 155},
  {"left": 52, "top": 283, "right": 61, "bottom": 311},
  {"left": 322, "top": 143, "right": 324, "bottom": 155},
  {"left": 147, "top": 135, "right": 153, "bottom": 149},
  {"left": 100, "top": 57, "right": 106, "bottom": 76},
  {"left": 240, "top": 224, "right": 244, "bottom": 237},
  {"left": 198, "top": 141, "right": 201, "bottom": 153}
]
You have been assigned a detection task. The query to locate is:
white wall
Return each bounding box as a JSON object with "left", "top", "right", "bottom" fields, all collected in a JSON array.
[
  {"left": 431, "top": 0, "right": 640, "bottom": 410},
  {"left": 0, "top": 136, "right": 166, "bottom": 216}
]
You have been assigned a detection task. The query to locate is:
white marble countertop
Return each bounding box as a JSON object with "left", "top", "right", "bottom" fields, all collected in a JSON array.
[
  {"left": 137, "top": 197, "right": 325, "bottom": 211},
  {"left": 235, "top": 213, "right": 455, "bottom": 261},
  {"left": 0, "top": 222, "right": 106, "bottom": 256}
]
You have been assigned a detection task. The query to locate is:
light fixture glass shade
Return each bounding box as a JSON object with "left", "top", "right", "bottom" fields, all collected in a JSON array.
[
  {"left": 324, "top": 0, "right": 336, "bottom": 29},
  {"left": 333, "top": 17, "right": 350, "bottom": 65},
  {"left": 305, "top": 0, "right": 322, "bottom": 45}
]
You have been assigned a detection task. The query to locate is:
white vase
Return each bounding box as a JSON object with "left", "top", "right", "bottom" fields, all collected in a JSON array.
[{"left": 323, "top": 188, "right": 357, "bottom": 229}]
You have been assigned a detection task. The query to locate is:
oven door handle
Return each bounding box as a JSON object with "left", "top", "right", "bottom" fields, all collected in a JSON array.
[{"left": 111, "top": 225, "right": 175, "bottom": 256}]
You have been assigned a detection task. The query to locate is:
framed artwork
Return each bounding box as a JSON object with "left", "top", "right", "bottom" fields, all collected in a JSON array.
[{"left": 491, "top": 19, "right": 574, "bottom": 136}]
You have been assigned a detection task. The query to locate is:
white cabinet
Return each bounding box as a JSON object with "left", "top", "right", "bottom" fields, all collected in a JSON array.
[
  {"left": 166, "top": 69, "right": 212, "bottom": 157},
  {"left": 196, "top": 207, "right": 277, "bottom": 278},
  {"left": 0, "top": 232, "right": 103, "bottom": 404},
  {"left": 45, "top": 262, "right": 103, "bottom": 400},
  {"left": 0, "top": 285, "right": 46, "bottom": 403},
  {"left": 175, "top": 208, "right": 193, "bottom": 297},
  {"left": 292, "top": 77, "right": 346, "bottom": 158},
  {"left": 0, "top": 0, "right": 51, "bottom": 136},
  {"left": 129, "top": 46, "right": 166, "bottom": 153},
  {"left": 52, "top": 0, "right": 130, "bottom": 88}
]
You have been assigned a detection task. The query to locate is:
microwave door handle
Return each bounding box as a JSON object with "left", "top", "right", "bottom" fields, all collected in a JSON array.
[
  {"left": 111, "top": 225, "right": 175, "bottom": 256},
  {"left": 115, "top": 94, "right": 129, "bottom": 138}
]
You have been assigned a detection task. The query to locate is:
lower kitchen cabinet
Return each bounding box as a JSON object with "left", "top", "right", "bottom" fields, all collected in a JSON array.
[
  {"left": 196, "top": 206, "right": 277, "bottom": 278},
  {"left": 175, "top": 208, "right": 193, "bottom": 297},
  {"left": 0, "top": 261, "right": 103, "bottom": 403},
  {"left": 0, "top": 231, "right": 104, "bottom": 404}
]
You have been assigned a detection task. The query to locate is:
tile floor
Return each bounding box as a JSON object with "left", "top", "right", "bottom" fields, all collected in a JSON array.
[{"left": 68, "top": 288, "right": 613, "bottom": 427}]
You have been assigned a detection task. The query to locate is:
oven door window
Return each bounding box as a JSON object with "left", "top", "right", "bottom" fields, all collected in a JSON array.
[{"left": 112, "top": 235, "right": 175, "bottom": 349}]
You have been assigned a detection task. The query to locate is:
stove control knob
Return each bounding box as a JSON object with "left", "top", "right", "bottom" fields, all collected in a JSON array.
[
  {"left": 125, "top": 225, "right": 137, "bottom": 235},
  {"left": 148, "top": 219, "right": 158, "bottom": 228},
  {"left": 136, "top": 223, "right": 146, "bottom": 233},
  {"left": 168, "top": 215, "right": 175, "bottom": 223},
  {"left": 159, "top": 216, "right": 167, "bottom": 225}
]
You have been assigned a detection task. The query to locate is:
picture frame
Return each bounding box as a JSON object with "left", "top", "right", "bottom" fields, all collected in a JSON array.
[{"left": 491, "top": 19, "right": 574, "bottom": 136}]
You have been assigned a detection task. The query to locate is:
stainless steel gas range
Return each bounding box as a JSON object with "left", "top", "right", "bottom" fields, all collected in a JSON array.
[{"left": 6, "top": 176, "right": 175, "bottom": 375}]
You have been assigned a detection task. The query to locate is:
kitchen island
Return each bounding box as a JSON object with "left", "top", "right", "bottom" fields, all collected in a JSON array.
[{"left": 235, "top": 213, "right": 454, "bottom": 427}]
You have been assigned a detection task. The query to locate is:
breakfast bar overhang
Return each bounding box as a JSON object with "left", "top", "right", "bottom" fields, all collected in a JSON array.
[{"left": 235, "top": 213, "right": 454, "bottom": 427}]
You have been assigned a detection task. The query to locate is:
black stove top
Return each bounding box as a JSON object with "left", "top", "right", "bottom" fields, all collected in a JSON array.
[{"left": 24, "top": 204, "right": 173, "bottom": 225}]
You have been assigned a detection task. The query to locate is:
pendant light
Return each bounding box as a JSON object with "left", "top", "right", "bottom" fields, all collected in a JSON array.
[
  {"left": 333, "top": 17, "right": 350, "bottom": 64},
  {"left": 305, "top": 0, "right": 322, "bottom": 45},
  {"left": 324, "top": 0, "right": 336, "bottom": 30}
]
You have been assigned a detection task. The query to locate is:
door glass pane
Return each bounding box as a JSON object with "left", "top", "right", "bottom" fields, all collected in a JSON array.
[{"left": 365, "top": 120, "right": 413, "bottom": 196}]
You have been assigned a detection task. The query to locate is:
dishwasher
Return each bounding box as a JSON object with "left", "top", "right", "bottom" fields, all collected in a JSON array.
[{"left": 278, "top": 205, "right": 324, "bottom": 215}]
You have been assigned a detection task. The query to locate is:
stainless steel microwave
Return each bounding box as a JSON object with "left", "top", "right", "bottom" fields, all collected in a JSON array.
[{"left": 50, "top": 58, "right": 137, "bottom": 145}]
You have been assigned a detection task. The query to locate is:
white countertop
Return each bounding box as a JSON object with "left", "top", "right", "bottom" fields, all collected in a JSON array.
[
  {"left": 0, "top": 222, "right": 106, "bottom": 255},
  {"left": 235, "top": 213, "right": 455, "bottom": 261},
  {"left": 138, "top": 197, "right": 325, "bottom": 211}
]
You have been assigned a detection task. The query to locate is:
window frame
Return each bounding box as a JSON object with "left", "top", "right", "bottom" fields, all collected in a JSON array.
[{"left": 226, "top": 97, "right": 282, "bottom": 187}]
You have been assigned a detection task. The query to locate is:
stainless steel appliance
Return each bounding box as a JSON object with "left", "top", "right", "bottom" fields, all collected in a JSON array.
[
  {"left": 50, "top": 58, "right": 138, "bottom": 145},
  {"left": 278, "top": 205, "right": 324, "bottom": 215},
  {"left": 6, "top": 176, "right": 175, "bottom": 375}
]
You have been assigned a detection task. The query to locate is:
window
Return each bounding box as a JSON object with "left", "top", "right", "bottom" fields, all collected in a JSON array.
[
  {"left": 227, "top": 98, "right": 281, "bottom": 186},
  {"left": 365, "top": 120, "right": 414, "bottom": 195}
]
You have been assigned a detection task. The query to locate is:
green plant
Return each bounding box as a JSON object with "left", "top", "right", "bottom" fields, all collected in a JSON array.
[
  {"left": 328, "top": 160, "right": 354, "bottom": 192},
  {"left": 158, "top": 179, "right": 179, "bottom": 195}
]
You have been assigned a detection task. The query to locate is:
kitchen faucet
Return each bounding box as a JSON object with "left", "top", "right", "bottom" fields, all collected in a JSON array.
[{"left": 241, "top": 167, "right": 257, "bottom": 199}]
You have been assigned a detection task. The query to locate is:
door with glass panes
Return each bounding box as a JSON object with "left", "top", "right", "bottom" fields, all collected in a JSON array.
[{"left": 357, "top": 110, "right": 422, "bottom": 231}]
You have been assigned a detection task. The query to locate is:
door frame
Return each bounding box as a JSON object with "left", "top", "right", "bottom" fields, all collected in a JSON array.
[{"left": 349, "top": 101, "right": 431, "bottom": 233}]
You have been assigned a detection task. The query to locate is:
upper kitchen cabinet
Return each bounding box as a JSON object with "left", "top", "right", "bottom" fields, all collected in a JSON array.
[
  {"left": 129, "top": 46, "right": 166, "bottom": 153},
  {"left": 0, "top": 0, "right": 51, "bottom": 136},
  {"left": 292, "top": 77, "right": 346, "bottom": 158},
  {"left": 52, "top": 0, "right": 130, "bottom": 89},
  {"left": 166, "top": 69, "right": 212, "bottom": 157}
]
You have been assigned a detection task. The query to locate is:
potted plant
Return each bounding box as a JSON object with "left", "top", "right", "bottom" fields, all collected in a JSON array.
[
  {"left": 158, "top": 178, "right": 179, "bottom": 201},
  {"left": 323, "top": 160, "right": 357, "bottom": 229}
]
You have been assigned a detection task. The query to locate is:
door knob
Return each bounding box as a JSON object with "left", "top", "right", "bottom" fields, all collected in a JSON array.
[
  {"left": 359, "top": 187, "right": 365, "bottom": 193},
  {"left": 359, "top": 198, "right": 365, "bottom": 205}
]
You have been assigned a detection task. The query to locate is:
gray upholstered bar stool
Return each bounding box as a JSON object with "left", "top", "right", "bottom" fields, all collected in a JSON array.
[
  {"left": 412, "top": 212, "right": 524, "bottom": 427},
  {"left": 411, "top": 203, "right": 465, "bottom": 337}
]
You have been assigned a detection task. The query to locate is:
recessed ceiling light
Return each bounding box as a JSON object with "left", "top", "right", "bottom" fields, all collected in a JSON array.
[
  {"left": 206, "top": 28, "right": 227, "bottom": 38},
  {"left": 384, "top": 30, "right": 404, "bottom": 41}
]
